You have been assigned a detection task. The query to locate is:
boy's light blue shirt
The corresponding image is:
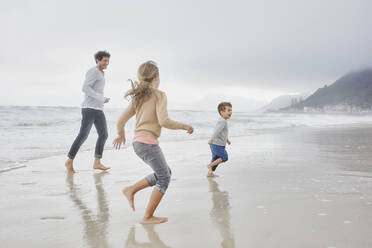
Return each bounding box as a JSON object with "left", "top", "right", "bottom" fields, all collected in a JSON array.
[{"left": 211, "top": 116, "right": 229, "bottom": 146}]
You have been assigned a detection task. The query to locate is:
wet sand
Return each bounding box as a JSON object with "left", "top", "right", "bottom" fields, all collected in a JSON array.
[{"left": 1, "top": 126, "right": 372, "bottom": 247}]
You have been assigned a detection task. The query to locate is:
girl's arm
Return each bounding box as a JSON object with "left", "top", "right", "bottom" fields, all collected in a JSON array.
[
  {"left": 156, "top": 92, "right": 189, "bottom": 130},
  {"left": 117, "top": 101, "right": 135, "bottom": 136},
  {"left": 114, "top": 102, "right": 135, "bottom": 149}
]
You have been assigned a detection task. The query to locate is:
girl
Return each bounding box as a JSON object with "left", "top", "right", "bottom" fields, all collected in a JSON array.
[{"left": 113, "top": 61, "right": 193, "bottom": 224}]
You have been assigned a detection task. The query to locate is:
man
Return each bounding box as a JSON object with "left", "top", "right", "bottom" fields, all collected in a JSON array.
[{"left": 65, "top": 51, "right": 111, "bottom": 173}]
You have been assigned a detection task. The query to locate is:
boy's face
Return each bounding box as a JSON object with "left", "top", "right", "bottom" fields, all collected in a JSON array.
[{"left": 220, "top": 106, "right": 232, "bottom": 120}]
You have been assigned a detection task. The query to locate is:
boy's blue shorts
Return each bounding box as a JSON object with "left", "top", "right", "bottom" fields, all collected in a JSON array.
[{"left": 210, "top": 144, "right": 228, "bottom": 171}]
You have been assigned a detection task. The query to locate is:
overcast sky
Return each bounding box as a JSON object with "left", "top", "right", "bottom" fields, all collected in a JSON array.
[{"left": 1, "top": 0, "right": 371, "bottom": 110}]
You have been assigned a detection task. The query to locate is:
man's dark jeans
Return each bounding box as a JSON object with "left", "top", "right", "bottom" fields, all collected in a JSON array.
[{"left": 68, "top": 108, "right": 108, "bottom": 159}]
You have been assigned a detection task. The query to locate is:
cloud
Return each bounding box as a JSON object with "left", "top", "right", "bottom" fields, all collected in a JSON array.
[{"left": 1, "top": 0, "right": 371, "bottom": 107}]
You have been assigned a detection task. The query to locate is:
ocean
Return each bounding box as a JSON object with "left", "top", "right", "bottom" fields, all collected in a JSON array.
[{"left": 1, "top": 105, "right": 372, "bottom": 172}]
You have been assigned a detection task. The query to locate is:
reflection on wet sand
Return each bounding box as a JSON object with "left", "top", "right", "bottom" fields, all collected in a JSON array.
[
  {"left": 313, "top": 127, "right": 372, "bottom": 172},
  {"left": 66, "top": 172, "right": 110, "bottom": 248},
  {"left": 125, "top": 225, "right": 171, "bottom": 248},
  {"left": 208, "top": 178, "right": 235, "bottom": 248}
]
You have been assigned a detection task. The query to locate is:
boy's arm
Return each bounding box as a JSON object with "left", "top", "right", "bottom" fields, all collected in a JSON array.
[
  {"left": 156, "top": 92, "right": 186, "bottom": 130},
  {"left": 82, "top": 69, "right": 106, "bottom": 102},
  {"left": 117, "top": 101, "right": 136, "bottom": 137},
  {"left": 227, "top": 125, "right": 231, "bottom": 144}
]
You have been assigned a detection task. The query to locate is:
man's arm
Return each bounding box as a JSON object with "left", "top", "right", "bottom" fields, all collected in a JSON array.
[{"left": 82, "top": 69, "right": 106, "bottom": 102}]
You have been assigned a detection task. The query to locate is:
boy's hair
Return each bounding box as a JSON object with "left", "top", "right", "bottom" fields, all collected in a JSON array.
[
  {"left": 94, "top": 51, "right": 111, "bottom": 63},
  {"left": 218, "top": 102, "right": 232, "bottom": 114}
]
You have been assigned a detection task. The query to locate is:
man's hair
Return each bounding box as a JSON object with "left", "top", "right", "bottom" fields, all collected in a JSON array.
[
  {"left": 94, "top": 51, "right": 110, "bottom": 63},
  {"left": 218, "top": 102, "right": 232, "bottom": 114}
]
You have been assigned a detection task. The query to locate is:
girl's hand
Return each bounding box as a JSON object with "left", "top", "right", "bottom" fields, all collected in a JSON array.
[
  {"left": 227, "top": 140, "right": 231, "bottom": 145},
  {"left": 184, "top": 125, "right": 194, "bottom": 134},
  {"left": 113, "top": 136, "right": 126, "bottom": 149},
  {"left": 208, "top": 140, "right": 212, "bottom": 145}
]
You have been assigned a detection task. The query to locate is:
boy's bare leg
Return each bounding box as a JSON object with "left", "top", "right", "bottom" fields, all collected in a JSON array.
[
  {"left": 141, "top": 189, "right": 168, "bottom": 224},
  {"left": 65, "top": 158, "right": 76, "bottom": 173},
  {"left": 93, "top": 158, "right": 110, "bottom": 171},
  {"left": 207, "top": 158, "right": 223, "bottom": 177},
  {"left": 207, "top": 169, "right": 215, "bottom": 177},
  {"left": 122, "top": 178, "right": 150, "bottom": 211}
]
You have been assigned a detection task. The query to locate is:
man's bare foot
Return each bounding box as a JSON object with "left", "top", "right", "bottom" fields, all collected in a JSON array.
[
  {"left": 93, "top": 162, "right": 110, "bottom": 171},
  {"left": 141, "top": 216, "right": 168, "bottom": 224},
  {"left": 65, "top": 159, "right": 76, "bottom": 173},
  {"left": 122, "top": 187, "right": 135, "bottom": 211}
]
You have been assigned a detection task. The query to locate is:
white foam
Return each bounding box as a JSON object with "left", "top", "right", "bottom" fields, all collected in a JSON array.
[{"left": 318, "top": 213, "right": 328, "bottom": 216}]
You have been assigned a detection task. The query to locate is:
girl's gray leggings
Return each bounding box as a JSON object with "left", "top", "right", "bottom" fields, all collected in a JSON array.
[{"left": 133, "top": 142, "right": 171, "bottom": 194}]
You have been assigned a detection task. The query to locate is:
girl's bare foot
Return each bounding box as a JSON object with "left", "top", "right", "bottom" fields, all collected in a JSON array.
[
  {"left": 65, "top": 159, "right": 76, "bottom": 173},
  {"left": 141, "top": 216, "right": 168, "bottom": 224},
  {"left": 122, "top": 187, "right": 135, "bottom": 211}
]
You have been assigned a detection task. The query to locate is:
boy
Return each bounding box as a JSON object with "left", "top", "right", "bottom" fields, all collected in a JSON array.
[{"left": 207, "top": 102, "right": 232, "bottom": 177}]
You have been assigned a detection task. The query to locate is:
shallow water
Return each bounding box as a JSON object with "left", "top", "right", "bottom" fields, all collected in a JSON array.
[{"left": 2, "top": 105, "right": 372, "bottom": 172}]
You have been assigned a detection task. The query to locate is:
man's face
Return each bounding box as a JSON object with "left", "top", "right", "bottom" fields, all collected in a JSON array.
[
  {"left": 221, "top": 106, "right": 232, "bottom": 119},
  {"left": 97, "top": 57, "right": 110, "bottom": 70}
]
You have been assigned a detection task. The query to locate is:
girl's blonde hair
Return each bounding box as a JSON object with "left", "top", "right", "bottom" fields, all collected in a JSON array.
[{"left": 125, "top": 61, "right": 159, "bottom": 109}]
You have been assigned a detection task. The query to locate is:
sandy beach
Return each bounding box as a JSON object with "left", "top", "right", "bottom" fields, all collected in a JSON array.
[
  {"left": 2, "top": 0, "right": 372, "bottom": 246},
  {"left": 1, "top": 125, "right": 372, "bottom": 248}
]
